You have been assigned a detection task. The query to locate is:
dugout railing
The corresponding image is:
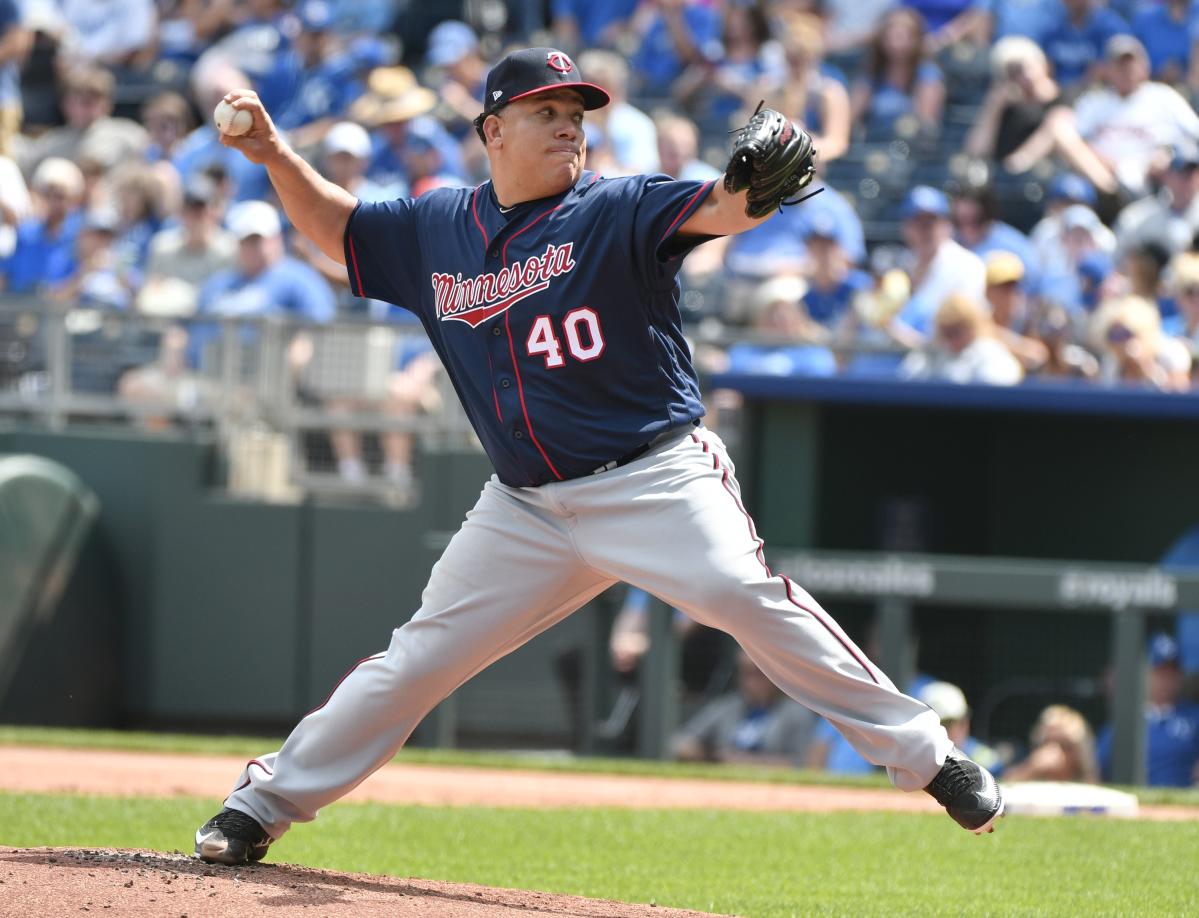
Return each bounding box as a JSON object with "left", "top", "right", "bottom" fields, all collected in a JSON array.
[{"left": 627, "top": 550, "right": 1198, "bottom": 786}]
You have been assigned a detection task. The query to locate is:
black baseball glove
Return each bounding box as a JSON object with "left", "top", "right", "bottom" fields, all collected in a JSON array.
[{"left": 724, "top": 106, "right": 819, "bottom": 219}]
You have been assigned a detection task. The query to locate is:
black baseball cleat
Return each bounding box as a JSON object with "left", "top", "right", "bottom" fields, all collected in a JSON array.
[
  {"left": 195, "top": 807, "right": 273, "bottom": 865},
  {"left": 924, "top": 748, "right": 1005, "bottom": 834}
]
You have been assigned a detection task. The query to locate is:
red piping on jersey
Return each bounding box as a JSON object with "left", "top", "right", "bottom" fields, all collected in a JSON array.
[
  {"left": 689, "top": 432, "right": 881, "bottom": 685},
  {"left": 347, "top": 237, "right": 365, "bottom": 297},
  {"left": 486, "top": 350, "right": 502, "bottom": 422},
  {"left": 470, "top": 186, "right": 489, "bottom": 247},
  {"left": 502, "top": 203, "right": 565, "bottom": 481},
  {"left": 659, "top": 180, "right": 715, "bottom": 247}
]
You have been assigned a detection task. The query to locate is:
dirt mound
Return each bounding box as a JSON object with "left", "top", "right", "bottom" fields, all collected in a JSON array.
[{"left": 0, "top": 848, "right": 728, "bottom": 917}]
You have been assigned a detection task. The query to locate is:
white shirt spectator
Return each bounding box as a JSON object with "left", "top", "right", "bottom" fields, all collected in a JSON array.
[
  {"left": 58, "top": 0, "right": 156, "bottom": 64},
  {"left": 0, "top": 153, "right": 30, "bottom": 258},
  {"left": 898, "top": 239, "right": 986, "bottom": 335},
  {"left": 1113, "top": 192, "right": 1199, "bottom": 260},
  {"left": 1073, "top": 81, "right": 1199, "bottom": 196},
  {"left": 900, "top": 337, "right": 1024, "bottom": 385}
]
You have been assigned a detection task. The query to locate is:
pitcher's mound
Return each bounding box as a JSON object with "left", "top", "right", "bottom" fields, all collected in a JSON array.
[{"left": 0, "top": 848, "right": 728, "bottom": 917}]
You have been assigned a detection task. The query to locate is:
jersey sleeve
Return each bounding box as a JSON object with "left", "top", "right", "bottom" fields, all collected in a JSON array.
[
  {"left": 343, "top": 197, "right": 423, "bottom": 309},
  {"left": 629, "top": 174, "right": 718, "bottom": 290}
]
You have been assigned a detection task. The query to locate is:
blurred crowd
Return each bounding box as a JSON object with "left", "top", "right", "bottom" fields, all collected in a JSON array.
[{"left": 4, "top": 0, "right": 1199, "bottom": 491}]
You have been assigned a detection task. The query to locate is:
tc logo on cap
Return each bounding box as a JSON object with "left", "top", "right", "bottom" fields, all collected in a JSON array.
[{"left": 546, "top": 51, "right": 573, "bottom": 73}]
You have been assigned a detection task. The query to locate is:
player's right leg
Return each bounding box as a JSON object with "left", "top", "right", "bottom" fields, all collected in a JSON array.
[{"left": 195, "top": 477, "right": 613, "bottom": 864}]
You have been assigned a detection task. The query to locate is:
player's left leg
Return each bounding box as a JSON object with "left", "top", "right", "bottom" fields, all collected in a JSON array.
[{"left": 565, "top": 426, "right": 1002, "bottom": 832}]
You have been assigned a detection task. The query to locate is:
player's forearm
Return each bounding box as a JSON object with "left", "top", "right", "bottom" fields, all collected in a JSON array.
[
  {"left": 264, "top": 146, "right": 357, "bottom": 267},
  {"left": 678, "top": 179, "right": 770, "bottom": 237}
]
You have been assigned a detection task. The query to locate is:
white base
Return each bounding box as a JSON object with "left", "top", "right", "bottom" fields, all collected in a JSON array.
[{"left": 1000, "top": 781, "right": 1139, "bottom": 818}]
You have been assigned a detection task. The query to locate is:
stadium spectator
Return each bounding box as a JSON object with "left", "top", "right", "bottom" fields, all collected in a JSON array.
[
  {"left": 424, "top": 21, "right": 487, "bottom": 138},
  {"left": 899, "top": 292, "right": 1024, "bottom": 384},
  {"left": 905, "top": 0, "right": 984, "bottom": 54},
  {"left": 1090, "top": 294, "right": 1191, "bottom": 390},
  {"left": 1038, "top": 0, "right": 1131, "bottom": 91},
  {"left": 915, "top": 681, "right": 1002, "bottom": 775},
  {"left": 1030, "top": 173, "right": 1113, "bottom": 278},
  {"left": 0, "top": 0, "right": 28, "bottom": 158},
  {"left": 55, "top": 0, "right": 157, "bottom": 70},
  {"left": 271, "top": 0, "right": 370, "bottom": 145},
  {"left": 1113, "top": 147, "right": 1199, "bottom": 261},
  {"left": 1097, "top": 633, "right": 1199, "bottom": 786},
  {"left": 16, "top": 65, "right": 147, "bottom": 181},
  {"left": 1121, "top": 242, "right": 1173, "bottom": 316},
  {"left": 850, "top": 7, "right": 945, "bottom": 140},
  {"left": 141, "top": 91, "right": 195, "bottom": 164},
  {"left": 951, "top": 186, "right": 1040, "bottom": 294},
  {"left": 801, "top": 213, "right": 873, "bottom": 330},
  {"left": 137, "top": 175, "right": 236, "bottom": 318},
  {"left": 984, "top": 251, "right": 1050, "bottom": 373},
  {"left": 0, "top": 157, "right": 84, "bottom": 294},
  {"left": 722, "top": 275, "right": 838, "bottom": 376},
  {"left": 965, "top": 36, "right": 1061, "bottom": 163},
  {"left": 1163, "top": 252, "right": 1199, "bottom": 353},
  {"left": 46, "top": 205, "right": 133, "bottom": 311},
  {"left": 970, "top": 0, "right": 1060, "bottom": 44},
  {"left": 1028, "top": 301, "right": 1101, "bottom": 380},
  {"left": 1037, "top": 204, "right": 1116, "bottom": 313},
  {"left": 655, "top": 113, "right": 720, "bottom": 183},
  {"left": 1004, "top": 704, "right": 1100, "bottom": 783},
  {"left": 172, "top": 52, "right": 272, "bottom": 202},
  {"left": 209, "top": 0, "right": 301, "bottom": 114},
  {"left": 673, "top": 648, "right": 818, "bottom": 767},
  {"left": 821, "top": 0, "right": 895, "bottom": 53},
  {"left": 1131, "top": 0, "right": 1194, "bottom": 86},
  {"left": 628, "top": 0, "right": 723, "bottom": 99},
  {"left": 891, "top": 185, "right": 986, "bottom": 342},
  {"left": 0, "top": 149, "right": 29, "bottom": 258},
  {"left": 551, "top": 0, "right": 639, "bottom": 52},
  {"left": 154, "top": 0, "right": 239, "bottom": 69},
  {"left": 677, "top": 2, "right": 781, "bottom": 134},
  {"left": 578, "top": 50, "right": 660, "bottom": 175},
  {"left": 1005, "top": 35, "right": 1199, "bottom": 198},
  {"left": 772, "top": 13, "right": 850, "bottom": 164}
]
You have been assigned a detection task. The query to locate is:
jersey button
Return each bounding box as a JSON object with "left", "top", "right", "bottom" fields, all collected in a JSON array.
[
  {"left": 500, "top": 378, "right": 511, "bottom": 388},
  {"left": 488, "top": 247, "right": 499, "bottom": 258},
  {"left": 514, "top": 429, "right": 524, "bottom": 439},
  {"left": 492, "top": 326, "right": 502, "bottom": 337}
]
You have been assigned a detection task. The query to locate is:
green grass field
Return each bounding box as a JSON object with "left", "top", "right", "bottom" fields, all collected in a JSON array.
[
  {"left": 1, "top": 792, "right": 1196, "bottom": 917},
  {"left": 1, "top": 727, "right": 1198, "bottom": 916}
]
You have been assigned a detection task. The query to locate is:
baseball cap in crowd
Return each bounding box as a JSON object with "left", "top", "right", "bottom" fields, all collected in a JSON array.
[
  {"left": 426, "top": 20, "right": 478, "bottom": 68},
  {"left": 802, "top": 211, "right": 840, "bottom": 241},
  {"left": 985, "top": 250, "right": 1025, "bottom": 286},
  {"left": 900, "top": 185, "right": 950, "bottom": 220},
  {"left": 1169, "top": 146, "right": 1199, "bottom": 172},
  {"left": 227, "top": 200, "right": 282, "bottom": 240},
  {"left": 83, "top": 206, "right": 120, "bottom": 234},
  {"left": 183, "top": 175, "right": 217, "bottom": 207},
  {"left": 323, "top": 120, "right": 373, "bottom": 159},
  {"left": 297, "top": 0, "right": 333, "bottom": 32},
  {"left": 1106, "top": 33, "right": 1148, "bottom": 62},
  {"left": 1046, "top": 173, "right": 1096, "bottom": 207},
  {"left": 1061, "top": 204, "right": 1102, "bottom": 235},
  {"left": 918, "top": 681, "right": 969, "bottom": 723},
  {"left": 1149, "top": 633, "right": 1180, "bottom": 667},
  {"left": 473, "top": 48, "right": 611, "bottom": 140}
]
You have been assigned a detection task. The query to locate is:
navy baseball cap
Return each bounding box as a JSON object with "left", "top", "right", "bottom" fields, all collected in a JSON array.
[
  {"left": 473, "top": 48, "right": 610, "bottom": 140},
  {"left": 901, "top": 185, "right": 950, "bottom": 220}
]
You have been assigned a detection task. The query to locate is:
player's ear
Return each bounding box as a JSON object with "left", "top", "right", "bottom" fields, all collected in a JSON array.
[{"left": 482, "top": 112, "right": 504, "bottom": 147}]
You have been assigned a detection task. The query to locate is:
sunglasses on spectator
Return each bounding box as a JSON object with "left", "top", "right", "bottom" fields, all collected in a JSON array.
[{"left": 1106, "top": 323, "right": 1134, "bottom": 343}]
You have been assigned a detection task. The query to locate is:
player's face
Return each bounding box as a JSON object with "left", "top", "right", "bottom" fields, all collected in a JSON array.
[{"left": 493, "top": 91, "right": 587, "bottom": 194}]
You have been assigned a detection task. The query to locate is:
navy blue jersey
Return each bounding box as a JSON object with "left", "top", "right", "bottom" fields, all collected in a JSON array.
[{"left": 344, "top": 171, "right": 714, "bottom": 487}]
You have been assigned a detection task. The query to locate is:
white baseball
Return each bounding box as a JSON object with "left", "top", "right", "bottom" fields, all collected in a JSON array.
[{"left": 214, "top": 99, "right": 254, "bottom": 137}]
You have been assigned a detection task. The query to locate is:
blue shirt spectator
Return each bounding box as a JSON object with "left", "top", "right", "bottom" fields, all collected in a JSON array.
[
  {"left": 1041, "top": 1, "right": 1131, "bottom": 88},
  {"left": 1132, "top": 1, "right": 1195, "bottom": 82},
  {"left": 552, "top": 0, "right": 639, "bottom": 47},
  {"left": 631, "top": 2, "right": 722, "bottom": 93},
  {"left": 172, "top": 126, "right": 273, "bottom": 204},
  {"left": 1, "top": 212, "right": 83, "bottom": 294},
  {"left": 972, "top": 0, "right": 1059, "bottom": 41},
  {"left": 723, "top": 184, "right": 865, "bottom": 280},
  {"left": 864, "top": 60, "right": 942, "bottom": 125},
  {"left": 903, "top": 0, "right": 972, "bottom": 32},
  {"left": 804, "top": 269, "right": 874, "bottom": 326},
  {"left": 1097, "top": 634, "right": 1199, "bottom": 787}
]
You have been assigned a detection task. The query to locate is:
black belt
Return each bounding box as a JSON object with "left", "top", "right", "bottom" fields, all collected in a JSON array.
[{"left": 591, "top": 420, "right": 700, "bottom": 475}]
